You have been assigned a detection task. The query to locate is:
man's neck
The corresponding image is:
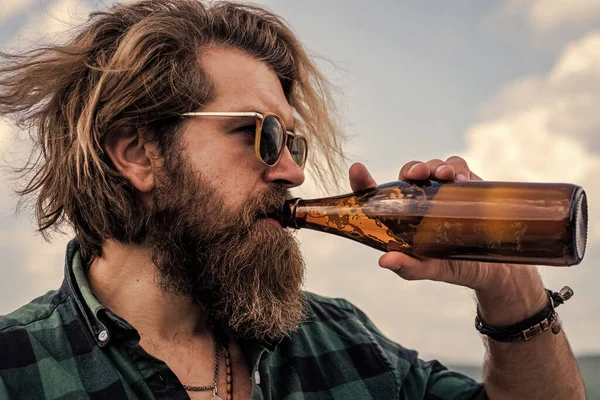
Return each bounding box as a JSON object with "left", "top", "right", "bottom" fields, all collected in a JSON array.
[{"left": 88, "top": 240, "right": 210, "bottom": 342}]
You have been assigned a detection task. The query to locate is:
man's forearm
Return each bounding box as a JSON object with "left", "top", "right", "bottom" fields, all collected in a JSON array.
[
  {"left": 476, "top": 264, "right": 585, "bottom": 399},
  {"left": 483, "top": 330, "right": 584, "bottom": 399}
]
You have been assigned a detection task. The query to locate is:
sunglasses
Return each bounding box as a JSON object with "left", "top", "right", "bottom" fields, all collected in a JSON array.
[{"left": 181, "top": 111, "right": 308, "bottom": 169}]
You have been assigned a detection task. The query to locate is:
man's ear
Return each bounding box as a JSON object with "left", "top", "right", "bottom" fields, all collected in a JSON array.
[{"left": 103, "top": 126, "right": 157, "bottom": 195}]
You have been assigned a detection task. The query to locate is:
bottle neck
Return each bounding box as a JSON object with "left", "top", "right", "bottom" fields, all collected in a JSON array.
[
  {"left": 273, "top": 181, "right": 431, "bottom": 230},
  {"left": 278, "top": 198, "right": 302, "bottom": 229},
  {"left": 265, "top": 199, "right": 302, "bottom": 229}
]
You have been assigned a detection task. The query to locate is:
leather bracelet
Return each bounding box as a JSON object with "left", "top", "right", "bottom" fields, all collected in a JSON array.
[{"left": 474, "top": 286, "right": 573, "bottom": 343}]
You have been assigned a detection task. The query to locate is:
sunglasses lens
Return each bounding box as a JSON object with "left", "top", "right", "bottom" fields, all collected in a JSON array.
[
  {"left": 260, "top": 115, "right": 285, "bottom": 165},
  {"left": 290, "top": 136, "right": 307, "bottom": 167}
]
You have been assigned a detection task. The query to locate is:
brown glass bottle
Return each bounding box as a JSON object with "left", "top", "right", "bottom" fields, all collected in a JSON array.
[{"left": 271, "top": 180, "right": 588, "bottom": 266}]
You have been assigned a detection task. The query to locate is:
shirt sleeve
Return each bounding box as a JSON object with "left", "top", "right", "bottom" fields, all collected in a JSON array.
[
  {"left": 337, "top": 297, "right": 489, "bottom": 400},
  {"left": 402, "top": 357, "right": 488, "bottom": 400}
]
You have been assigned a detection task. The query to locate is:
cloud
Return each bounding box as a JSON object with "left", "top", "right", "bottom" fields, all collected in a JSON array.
[
  {"left": 497, "top": 0, "right": 600, "bottom": 32},
  {"left": 0, "top": 0, "right": 37, "bottom": 24},
  {"left": 8, "top": 0, "right": 91, "bottom": 49},
  {"left": 0, "top": 223, "right": 67, "bottom": 315},
  {"left": 459, "top": 31, "right": 600, "bottom": 244}
]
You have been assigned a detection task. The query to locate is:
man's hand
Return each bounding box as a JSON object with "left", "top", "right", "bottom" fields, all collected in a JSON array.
[{"left": 349, "top": 157, "right": 585, "bottom": 399}]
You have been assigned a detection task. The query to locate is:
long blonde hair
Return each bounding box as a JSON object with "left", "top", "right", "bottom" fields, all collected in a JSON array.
[{"left": 0, "top": 0, "right": 346, "bottom": 257}]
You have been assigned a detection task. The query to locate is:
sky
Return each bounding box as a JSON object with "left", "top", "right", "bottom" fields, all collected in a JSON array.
[{"left": 0, "top": 0, "right": 599, "bottom": 365}]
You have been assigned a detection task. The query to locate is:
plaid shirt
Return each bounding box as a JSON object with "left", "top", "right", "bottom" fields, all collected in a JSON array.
[{"left": 0, "top": 241, "right": 487, "bottom": 399}]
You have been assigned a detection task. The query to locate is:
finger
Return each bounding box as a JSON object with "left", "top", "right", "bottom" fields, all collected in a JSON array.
[
  {"left": 379, "top": 251, "right": 420, "bottom": 271},
  {"left": 380, "top": 252, "right": 464, "bottom": 284},
  {"left": 380, "top": 251, "right": 495, "bottom": 288},
  {"left": 379, "top": 252, "right": 435, "bottom": 281},
  {"left": 445, "top": 156, "right": 480, "bottom": 181},
  {"left": 398, "top": 161, "right": 430, "bottom": 181},
  {"left": 349, "top": 162, "right": 377, "bottom": 192},
  {"left": 424, "top": 159, "right": 456, "bottom": 181}
]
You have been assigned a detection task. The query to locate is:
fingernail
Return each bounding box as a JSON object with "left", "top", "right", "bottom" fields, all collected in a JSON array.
[
  {"left": 456, "top": 174, "right": 467, "bottom": 181},
  {"left": 435, "top": 165, "right": 449, "bottom": 175},
  {"left": 408, "top": 163, "right": 422, "bottom": 175}
]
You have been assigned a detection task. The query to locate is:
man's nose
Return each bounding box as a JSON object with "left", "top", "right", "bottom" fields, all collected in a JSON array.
[{"left": 263, "top": 147, "right": 305, "bottom": 188}]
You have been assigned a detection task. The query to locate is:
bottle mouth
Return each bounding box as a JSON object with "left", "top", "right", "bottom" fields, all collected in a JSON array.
[{"left": 573, "top": 189, "right": 588, "bottom": 263}]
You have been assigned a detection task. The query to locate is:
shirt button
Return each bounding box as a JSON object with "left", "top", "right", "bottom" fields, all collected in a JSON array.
[
  {"left": 98, "top": 330, "right": 109, "bottom": 342},
  {"left": 254, "top": 371, "right": 261, "bottom": 385}
]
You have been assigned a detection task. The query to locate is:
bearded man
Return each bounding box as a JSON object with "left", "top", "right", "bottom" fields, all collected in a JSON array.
[{"left": 0, "top": 1, "right": 585, "bottom": 399}]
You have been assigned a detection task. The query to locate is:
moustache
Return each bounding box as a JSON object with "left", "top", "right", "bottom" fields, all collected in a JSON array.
[{"left": 243, "top": 185, "right": 293, "bottom": 223}]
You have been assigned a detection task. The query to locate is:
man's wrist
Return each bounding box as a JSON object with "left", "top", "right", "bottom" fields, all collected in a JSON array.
[{"left": 475, "top": 263, "right": 548, "bottom": 327}]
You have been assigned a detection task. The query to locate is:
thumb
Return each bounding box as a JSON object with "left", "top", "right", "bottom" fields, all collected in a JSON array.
[{"left": 349, "top": 162, "right": 377, "bottom": 192}]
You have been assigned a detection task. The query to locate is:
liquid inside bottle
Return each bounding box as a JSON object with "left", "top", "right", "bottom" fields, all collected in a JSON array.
[{"left": 272, "top": 180, "right": 587, "bottom": 266}]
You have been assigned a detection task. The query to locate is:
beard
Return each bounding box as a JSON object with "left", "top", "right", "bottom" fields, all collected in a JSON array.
[{"left": 144, "top": 153, "right": 307, "bottom": 342}]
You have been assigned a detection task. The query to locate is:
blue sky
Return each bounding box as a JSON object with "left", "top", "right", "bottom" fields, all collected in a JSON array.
[{"left": 1, "top": 0, "right": 599, "bottom": 364}]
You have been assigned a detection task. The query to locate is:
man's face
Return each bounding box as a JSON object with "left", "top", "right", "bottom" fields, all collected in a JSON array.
[
  {"left": 179, "top": 47, "right": 305, "bottom": 213},
  {"left": 146, "top": 48, "right": 308, "bottom": 341}
]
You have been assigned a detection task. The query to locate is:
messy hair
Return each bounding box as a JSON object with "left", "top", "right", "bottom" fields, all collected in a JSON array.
[{"left": 0, "top": 0, "right": 345, "bottom": 257}]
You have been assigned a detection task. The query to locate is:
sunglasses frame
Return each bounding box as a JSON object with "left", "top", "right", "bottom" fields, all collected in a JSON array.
[{"left": 180, "top": 111, "right": 308, "bottom": 169}]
